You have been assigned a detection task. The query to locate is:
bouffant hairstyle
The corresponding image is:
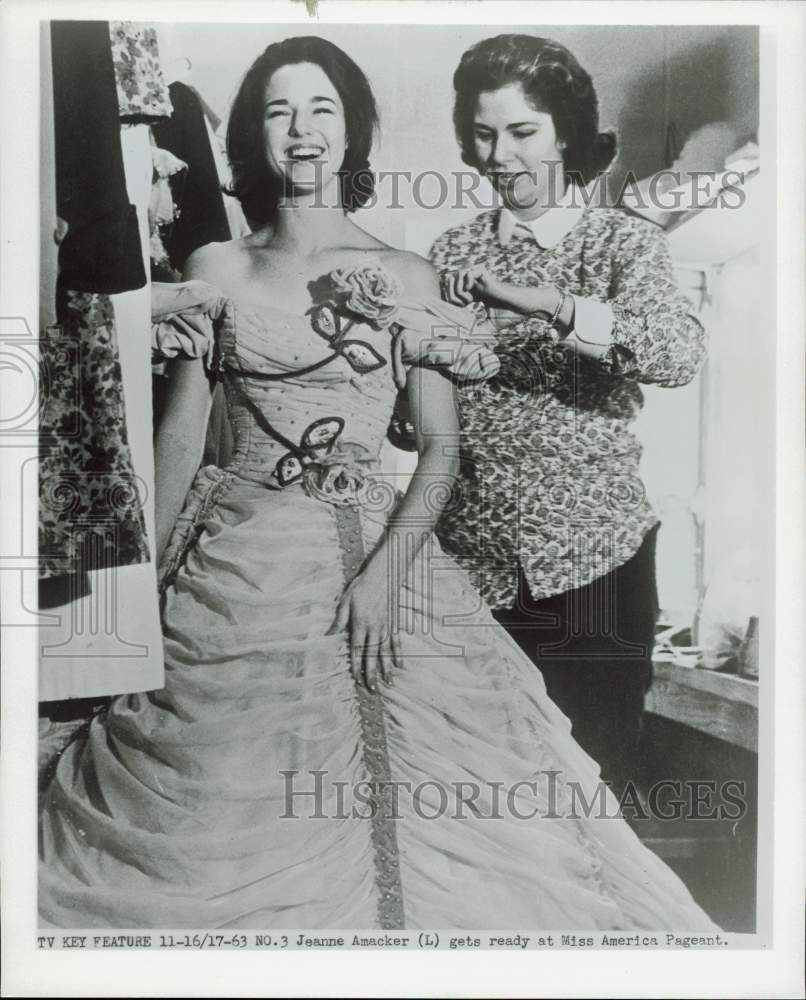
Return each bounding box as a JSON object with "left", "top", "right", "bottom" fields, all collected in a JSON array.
[
  {"left": 452, "top": 34, "right": 617, "bottom": 185},
  {"left": 226, "top": 36, "right": 378, "bottom": 224}
]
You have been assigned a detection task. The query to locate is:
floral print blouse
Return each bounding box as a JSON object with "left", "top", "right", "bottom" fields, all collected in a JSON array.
[{"left": 428, "top": 206, "right": 705, "bottom": 607}]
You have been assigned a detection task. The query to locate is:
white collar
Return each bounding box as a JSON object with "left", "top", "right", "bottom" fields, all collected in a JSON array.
[{"left": 497, "top": 183, "right": 586, "bottom": 248}]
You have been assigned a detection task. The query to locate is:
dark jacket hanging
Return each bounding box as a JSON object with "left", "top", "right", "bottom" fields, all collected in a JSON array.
[
  {"left": 151, "top": 81, "right": 231, "bottom": 273},
  {"left": 51, "top": 20, "right": 147, "bottom": 295}
]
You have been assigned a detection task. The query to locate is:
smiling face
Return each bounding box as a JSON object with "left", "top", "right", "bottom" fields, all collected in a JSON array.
[
  {"left": 472, "top": 83, "right": 566, "bottom": 215},
  {"left": 263, "top": 61, "right": 347, "bottom": 204}
]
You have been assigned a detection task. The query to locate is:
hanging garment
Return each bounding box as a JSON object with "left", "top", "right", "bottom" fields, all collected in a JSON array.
[
  {"left": 39, "top": 291, "right": 150, "bottom": 580},
  {"left": 42, "top": 21, "right": 169, "bottom": 586},
  {"left": 39, "top": 25, "right": 170, "bottom": 700},
  {"left": 42, "top": 21, "right": 150, "bottom": 586},
  {"left": 203, "top": 114, "right": 251, "bottom": 242},
  {"left": 108, "top": 22, "right": 173, "bottom": 122},
  {"left": 39, "top": 125, "right": 165, "bottom": 702},
  {"left": 50, "top": 21, "right": 147, "bottom": 295},
  {"left": 38, "top": 284, "right": 161, "bottom": 698},
  {"left": 148, "top": 142, "right": 188, "bottom": 282},
  {"left": 151, "top": 81, "right": 231, "bottom": 272}
]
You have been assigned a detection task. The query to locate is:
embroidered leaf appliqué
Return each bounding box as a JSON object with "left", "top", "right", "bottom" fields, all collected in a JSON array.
[
  {"left": 309, "top": 303, "right": 340, "bottom": 344},
  {"left": 274, "top": 453, "right": 304, "bottom": 487},
  {"left": 301, "top": 416, "right": 344, "bottom": 454},
  {"left": 340, "top": 340, "right": 386, "bottom": 373}
]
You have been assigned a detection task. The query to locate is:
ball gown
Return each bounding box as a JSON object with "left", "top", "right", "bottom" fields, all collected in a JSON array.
[{"left": 39, "top": 265, "right": 719, "bottom": 932}]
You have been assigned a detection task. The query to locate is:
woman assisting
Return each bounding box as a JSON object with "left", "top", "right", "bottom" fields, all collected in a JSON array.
[{"left": 431, "top": 34, "right": 706, "bottom": 796}]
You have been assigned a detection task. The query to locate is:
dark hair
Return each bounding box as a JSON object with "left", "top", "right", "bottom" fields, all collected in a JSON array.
[
  {"left": 452, "top": 34, "right": 616, "bottom": 185},
  {"left": 226, "top": 36, "right": 379, "bottom": 224}
]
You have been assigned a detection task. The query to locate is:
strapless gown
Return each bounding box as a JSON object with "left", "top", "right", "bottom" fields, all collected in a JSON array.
[{"left": 39, "top": 285, "right": 719, "bottom": 931}]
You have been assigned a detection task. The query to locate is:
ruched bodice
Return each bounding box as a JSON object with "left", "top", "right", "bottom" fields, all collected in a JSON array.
[
  {"left": 149, "top": 270, "right": 501, "bottom": 506},
  {"left": 217, "top": 300, "right": 398, "bottom": 489}
]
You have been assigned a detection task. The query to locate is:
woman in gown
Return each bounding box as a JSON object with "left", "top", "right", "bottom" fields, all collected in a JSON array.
[{"left": 39, "top": 36, "right": 718, "bottom": 932}]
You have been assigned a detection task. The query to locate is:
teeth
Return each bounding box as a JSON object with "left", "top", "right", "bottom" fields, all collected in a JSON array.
[{"left": 288, "top": 145, "right": 324, "bottom": 159}]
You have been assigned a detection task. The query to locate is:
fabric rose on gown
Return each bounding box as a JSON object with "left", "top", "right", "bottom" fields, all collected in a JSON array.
[{"left": 330, "top": 261, "right": 403, "bottom": 329}]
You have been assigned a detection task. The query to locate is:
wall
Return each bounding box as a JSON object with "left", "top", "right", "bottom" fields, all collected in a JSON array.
[{"left": 698, "top": 245, "right": 765, "bottom": 640}]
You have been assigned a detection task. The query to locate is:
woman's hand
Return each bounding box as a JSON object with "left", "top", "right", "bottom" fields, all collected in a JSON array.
[
  {"left": 328, "top": 560, "right": 403, "bottom": 691},
  {"left": 442, "top": 266, "right": 559, "bottom": 319},
  {"left": 441, "top": 265, "right": 510, "bottom": 307}
]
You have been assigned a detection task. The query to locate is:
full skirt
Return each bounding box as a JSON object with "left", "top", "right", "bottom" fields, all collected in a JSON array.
[{"left": 39, "top": 468, "right": 718, "bottom": 931}]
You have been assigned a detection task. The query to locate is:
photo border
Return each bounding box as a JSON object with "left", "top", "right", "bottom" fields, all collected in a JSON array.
[{"left": 1, "top": 1, "right": 803, "bottom": 996}]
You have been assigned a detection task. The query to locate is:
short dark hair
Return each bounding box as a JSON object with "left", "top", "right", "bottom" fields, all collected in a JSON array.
[
  {"left": 452, "top": 34, "right": 617, "bottom": 186},
  {"left": 226, "top": 36, "right": 379, "bottom": 224}
]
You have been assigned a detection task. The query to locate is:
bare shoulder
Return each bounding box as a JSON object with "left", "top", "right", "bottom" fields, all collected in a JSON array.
[
  {"left": 337, "top": 221, "right": 440, "bottom": 296},
  {"left": 376, "top": 248, "right": 441, "bottom": 298},
  {"left": 181, "top": 237, "right": 252, "bottom": 283}
]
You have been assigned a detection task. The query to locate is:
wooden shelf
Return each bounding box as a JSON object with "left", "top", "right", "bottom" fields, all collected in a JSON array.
[{"left": 646, "top": 660, "right": 758, "bottom": 752}]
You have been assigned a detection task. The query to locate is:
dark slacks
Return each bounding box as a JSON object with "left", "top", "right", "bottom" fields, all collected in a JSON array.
[{"left": 493, "top": 524, "right": 660, "bottom": 794}]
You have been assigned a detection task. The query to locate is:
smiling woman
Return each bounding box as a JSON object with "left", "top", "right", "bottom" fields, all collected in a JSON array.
[
  {"left": 263, "top": 65, "right": 346, "bottom": 197},
  {"left": 226, "top": 35, "right": 378, "bottom": 224}
]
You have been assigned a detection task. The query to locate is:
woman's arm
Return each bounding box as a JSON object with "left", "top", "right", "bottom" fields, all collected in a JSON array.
[
  {"left": 154, "top": 357, "right": 215, "bottom": 565},
  {"left": 331, "top": 255, "right": 460, "bottom": 690},
  {"left": 371, "top": 363, "right": 459, "bottom": 584},
  {"left": 154, "top": 247, "right": 219, "bottom": 564},
  {"left": 597, "top": 215, "right": 706, "bottom": 385},
  {"left": 442, "top": 266, "right": 581, "bottom": 339},
  {"left": 330, "top": 365, "right": 459, "bottom": 691},
  {"left": 441, "top": 216, "right": 706, "bottom": 385}
]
